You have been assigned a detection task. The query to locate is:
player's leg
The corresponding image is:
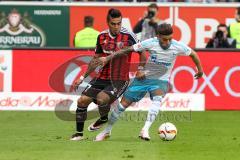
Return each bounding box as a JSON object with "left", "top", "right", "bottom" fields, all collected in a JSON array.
[
  {"left": 98, "top": 104, "right": 110, "bottom": 123},
  {"left": 106, "top": 97, "right": 133, "bottom": 130},
  {"left": 88, "top": 80, "right": 129, "bottom": 132},
  {"left": 95, "top": 96, "right": 133, "bottom": 141},
  {"left": 71, "top": 78, "right": 102, "bottom": 140},
  {"left": 88, "top": 91, "right": 112, "bottom": 131},
  {"left": 140, "top": 80, "right": 169, "bottom": 141},
  {"left": 95, "top": 79, "right": 147, "bottom": 141},
  {"left": 139, "top": 89, "right": 164, "bottom": 141},
  {"left": 70, "top": 95, "right": 93, "bottom": 141},
  {"left": 88, "top": 104, "right": 110, "bottom": 132}
]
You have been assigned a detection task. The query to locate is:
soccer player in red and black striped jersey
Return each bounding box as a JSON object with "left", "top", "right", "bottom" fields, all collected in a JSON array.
[{"left": 70, "top": 8, "right": 146, "bottom": 141}]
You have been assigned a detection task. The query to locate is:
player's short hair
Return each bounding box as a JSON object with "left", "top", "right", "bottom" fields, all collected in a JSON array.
[
  {"left": 84, "top": 16, "right": 94, "bottom": 27},
  {"left": 156, "top": 23, "right": 173, "bottom": 36},
  {"left": 148, "top": 3, "right": 158, "bottom": 10},
  {"left": 107, "top": 8, "right": 122, "bottom": 22}
]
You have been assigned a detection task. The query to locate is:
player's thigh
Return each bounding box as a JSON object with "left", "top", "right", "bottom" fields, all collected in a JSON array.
[
  {"left": 123, "top": 79, "right": 148, "bottom": 102},
  {"left": 102, "top": 80, "right": 129, "bottom": 103},
  {"left": 82, "top": 78, "right": 106, "bottom": 101},
  {"left": 149, "top": 80, "right": 169, "bottom": 99}
]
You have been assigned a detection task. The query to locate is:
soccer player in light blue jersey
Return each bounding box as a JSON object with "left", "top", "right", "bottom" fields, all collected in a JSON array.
[{"left": 95, "top": 23, "right": 203, "bottom": 141}]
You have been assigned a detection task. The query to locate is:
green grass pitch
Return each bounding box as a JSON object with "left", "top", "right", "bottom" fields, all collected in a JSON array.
[{"left": 0, "top": 111, "right": 240, "bottom": 160}]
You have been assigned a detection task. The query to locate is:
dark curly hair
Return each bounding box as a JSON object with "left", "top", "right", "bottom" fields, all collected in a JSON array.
[{"left": 156, "top": 23, "right": 173, "bottom": 36}]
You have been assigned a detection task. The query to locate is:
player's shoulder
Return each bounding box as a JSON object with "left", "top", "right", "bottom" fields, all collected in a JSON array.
[
  {"left": 170, "top": 39, "right": 191, "bottom": 53},
  {"left": 96, "top": 29, "right": 109, "bottom": 40},
  {"left": 120, "top": 27, "right": 139, "bottom": 42},
  {"left": 171, "top": 39, "right": 179, "bottom": 44},
  {"left": 171, "top": 39, "right": 188, "bottom": 48}
]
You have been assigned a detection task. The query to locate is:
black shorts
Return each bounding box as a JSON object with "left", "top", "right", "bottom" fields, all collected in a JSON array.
[{"left": 82, "top": 78, "right": 129, "bottom": 101}]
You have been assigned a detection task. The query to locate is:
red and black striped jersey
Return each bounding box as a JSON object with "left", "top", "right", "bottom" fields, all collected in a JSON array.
[{"left": 95, "top": 27, "right": 138, "bottom": 81}]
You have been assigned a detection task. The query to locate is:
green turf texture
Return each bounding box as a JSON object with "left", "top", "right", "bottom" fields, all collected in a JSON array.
[{"left": 0, "top": 111, "right": 239, "bottom": 160}]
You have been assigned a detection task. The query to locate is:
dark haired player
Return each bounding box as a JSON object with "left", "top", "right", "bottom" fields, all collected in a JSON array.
[{"left": 70, "top": 8, "right": 146, "bottom": 141}]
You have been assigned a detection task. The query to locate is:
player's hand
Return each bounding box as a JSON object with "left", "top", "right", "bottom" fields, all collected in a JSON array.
[
  {"left": 135, "top": 71, "right": 146, "bottom": 80},
  {"left": 91, "top": 58, "right": 102, "bottom": 68},
  {"left": 194, "top": 71, "right": 203, "bottom": 79},
  {"left": 73, "top": 76, "right": 84, "bottom": 91}
]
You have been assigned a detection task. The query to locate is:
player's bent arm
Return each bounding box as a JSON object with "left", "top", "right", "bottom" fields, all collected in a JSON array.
[
  {"left": 189, "top": 50, "right": 203, "bottom": 79},
  {"left": 82, "top": 54, "right": 101, "bottom": 79}
]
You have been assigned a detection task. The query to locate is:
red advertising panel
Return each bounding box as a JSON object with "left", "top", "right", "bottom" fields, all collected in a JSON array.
[
  {"left": 70, "top": 6, "right": 235, "bottom": 48},
  {"left": 12, "top": 50, "right": 92, "bottom": 92},
  {"left": 12, "top": 49, "right": 240, "bottom": 110},
  {"left": 173, "top": 51, "right": 240, "bottom": 110}
]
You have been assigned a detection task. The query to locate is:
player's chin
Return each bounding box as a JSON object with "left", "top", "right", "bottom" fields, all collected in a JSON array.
[{"left": 112, "top": 31, "right": 120, "bottom": 35}]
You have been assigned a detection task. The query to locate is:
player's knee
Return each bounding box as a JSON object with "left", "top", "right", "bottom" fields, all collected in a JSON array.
[
  {"left": 77, "top": 99, "right": 86, "bottom": 107},
  {"left": 77, "top": 96, "right": 92, "bottom": 107},
  {"left": 149, "top": 96, "right": 163, "bottom": 115},
  {"left": 120, "top": 97, "right": 132, "bottom": 108},
  {"left": 152, "top": 96, "right": 163, "bottom": 107}
]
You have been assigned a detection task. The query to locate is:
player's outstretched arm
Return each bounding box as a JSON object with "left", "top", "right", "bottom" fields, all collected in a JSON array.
[
  {"left": 189, "top": 50, "right": 203, "bottom": 79},
  {"left": 99, "top": 46, "right": 135, "bottom": 66}
]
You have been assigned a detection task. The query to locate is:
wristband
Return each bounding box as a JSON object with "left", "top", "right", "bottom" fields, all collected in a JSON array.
[{"left": 80, "top": 76, "right": 84, "bottom": 80}]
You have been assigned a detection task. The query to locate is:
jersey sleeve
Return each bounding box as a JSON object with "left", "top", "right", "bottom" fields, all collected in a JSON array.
[
  {"left": 128, "top": 31, "right": 139, "bottom": 46},
  {"left": 175, "top": 41, "right": 192, "bottom": 56},
  {"left": 133, "top": 38, "right": 155, "bottom": 52},
  {"left": 95, "top": 35, "right": 103, "bottom": 54}
]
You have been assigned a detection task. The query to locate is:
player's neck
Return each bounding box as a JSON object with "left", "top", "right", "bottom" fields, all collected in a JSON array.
[{"left": 109, "top": 31, "right": 117, "bottom": 39}]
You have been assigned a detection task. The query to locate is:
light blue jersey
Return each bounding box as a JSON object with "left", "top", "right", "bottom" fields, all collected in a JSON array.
[
  {"left": 133, "top": 37, "right": 191, "bottom": 81},
  {"left": 123, "top": 38, "right": 192, "bottom": 102}
]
